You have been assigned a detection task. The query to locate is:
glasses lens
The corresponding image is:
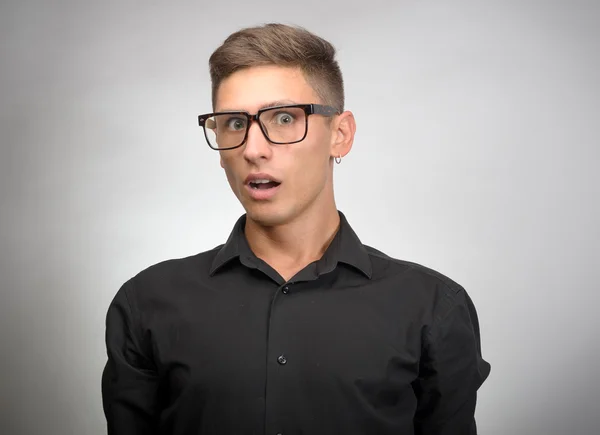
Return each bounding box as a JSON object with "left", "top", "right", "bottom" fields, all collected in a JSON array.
[
  {"left": 204, "top": 114, "right": 248, "bottom": 149},
  {"left": 259, "top": 107, "right": 306, "bottom": 143}
]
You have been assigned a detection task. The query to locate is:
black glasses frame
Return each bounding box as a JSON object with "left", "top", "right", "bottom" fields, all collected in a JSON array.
[{"left": 197, "top": 103, "right": 338, "bottom": 150}]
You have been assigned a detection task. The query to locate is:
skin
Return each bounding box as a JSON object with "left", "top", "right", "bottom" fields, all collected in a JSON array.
[{"left": 215, "top": 65, "right": 356, "bottom": 281}]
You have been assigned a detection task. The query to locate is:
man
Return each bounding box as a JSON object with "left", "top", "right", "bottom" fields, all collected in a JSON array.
[{"left": 102, "top": 23, "right": 491, "bottom": 435}]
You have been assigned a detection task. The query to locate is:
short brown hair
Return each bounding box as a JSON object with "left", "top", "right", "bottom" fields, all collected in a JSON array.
[{"left": 209, "top": 23, "right": 344, "bottom": 112}]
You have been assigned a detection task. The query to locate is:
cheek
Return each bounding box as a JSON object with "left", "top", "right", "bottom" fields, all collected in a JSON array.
[
  {"left": 220, "top": 153, "right": 238, "bottom": 176},
  {"left": 293, "top": 142, "right": 330, "bottom": 190},
  {"left": 219, "top": 157, "right": 240, "bottom": 189},
  {"left": 223, "top": 165, "right": 238, "bottom": 187}
]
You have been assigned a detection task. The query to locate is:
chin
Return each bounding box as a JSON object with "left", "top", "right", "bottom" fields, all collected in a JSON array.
[{"left": 245, "top": 205, "right": 292, "bottom": 227}]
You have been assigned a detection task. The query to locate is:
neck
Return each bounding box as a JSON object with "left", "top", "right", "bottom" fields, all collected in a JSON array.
[{"left": 244, "top": 202, "right": 341, "bottom": 270}]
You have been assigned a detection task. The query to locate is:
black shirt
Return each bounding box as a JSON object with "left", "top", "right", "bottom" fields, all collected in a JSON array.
[{"left": 102, "top": 211, "right": 491, "bottom": 435}]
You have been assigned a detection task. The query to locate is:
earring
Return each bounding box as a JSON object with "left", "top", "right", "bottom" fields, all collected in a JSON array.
[{"left": 334, "top": 154, "right": 342, "bottom": 164}]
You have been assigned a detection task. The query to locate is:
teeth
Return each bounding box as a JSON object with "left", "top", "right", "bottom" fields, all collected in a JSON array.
[{"left": 251, "top": 179, "right": 272, "bottom": 184}]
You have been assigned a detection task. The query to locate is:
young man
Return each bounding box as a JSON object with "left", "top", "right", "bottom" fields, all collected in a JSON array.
[{"left": 102, "top": 23, "right": 491, "bottom": 435}]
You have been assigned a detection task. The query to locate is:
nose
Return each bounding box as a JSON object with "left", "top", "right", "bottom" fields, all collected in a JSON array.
[{"left": 242, "top": 119, "right": 272, "bottom": 162}]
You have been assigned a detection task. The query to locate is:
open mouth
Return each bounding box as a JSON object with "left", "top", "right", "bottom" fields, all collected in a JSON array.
[{"left": 249, "top": 180, "right": 281, "bottom": 190}]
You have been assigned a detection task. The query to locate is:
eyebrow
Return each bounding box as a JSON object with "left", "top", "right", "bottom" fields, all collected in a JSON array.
[{"left": 218, "top": 99, "right": 299, "bottom": 113}]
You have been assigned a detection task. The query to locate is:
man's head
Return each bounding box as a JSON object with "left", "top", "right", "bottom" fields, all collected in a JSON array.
[
  {"left": 209, "top": 23, "right": 344, "bottom": 113},
  {"left": 204, "top": 24, "right": 355, "bottom": 227}
]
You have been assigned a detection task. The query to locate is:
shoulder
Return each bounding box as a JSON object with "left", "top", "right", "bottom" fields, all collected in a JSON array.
[
  {"left": 118, "top": 245, "right": 223, "bottom": 301},
  {"left": 141, "top": 246, "right": 220, "bottom": 279},
  {"left": 364, "top": 244, "right": 464, "bottom": 293},
  {"left": 362, "top": 244, "right": 470, "bottom": 321},
  {"left": 362, "top": 245, "right": 477, "bottom": 333}
]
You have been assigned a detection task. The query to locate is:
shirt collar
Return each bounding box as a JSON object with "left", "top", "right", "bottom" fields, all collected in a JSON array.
[{"left": 209, "top": 211, "right": 372, "bottom": 279}]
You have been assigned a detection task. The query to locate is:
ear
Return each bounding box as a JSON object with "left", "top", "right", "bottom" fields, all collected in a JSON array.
[
  {"left": 330, "top": 111, "right": 356, "bottom": 160},
  {"left": 219, "top": 155, "right": 225, "bottom": 169}
]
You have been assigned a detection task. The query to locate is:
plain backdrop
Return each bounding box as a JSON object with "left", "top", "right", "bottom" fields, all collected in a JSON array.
[{"left": 1, "top": 0, "right": 599, "bottom": 434}]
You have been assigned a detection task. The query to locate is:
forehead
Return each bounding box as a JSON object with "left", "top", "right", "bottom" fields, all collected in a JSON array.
[{"left": 215, "top": 65, "right": 320, "bottom": 112}]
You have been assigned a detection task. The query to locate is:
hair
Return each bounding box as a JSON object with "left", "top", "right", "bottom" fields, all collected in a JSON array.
[{"left": 209, "top": 23, "right": 344, "bottom": 113}]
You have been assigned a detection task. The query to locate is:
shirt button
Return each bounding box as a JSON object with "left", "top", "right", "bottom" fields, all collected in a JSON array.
[
  {"left": 277, "top": 355, "right": 287, "bottom": 365},
  {"left": 282, "top": 286, "right": 290, "bottom": 294}
]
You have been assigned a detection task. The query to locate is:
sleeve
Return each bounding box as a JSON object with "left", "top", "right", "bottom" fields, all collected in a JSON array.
[
  {"left": 413, "top": 288, "right": 491, "bottom": 435},
  {"left": 101, "top": 279, "right": 161, "bottom": 435}
]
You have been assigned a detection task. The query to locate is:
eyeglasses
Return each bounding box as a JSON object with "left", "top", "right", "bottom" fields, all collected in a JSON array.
[{"left": 197, "top": 103, "right": 338, "bottom": 150}]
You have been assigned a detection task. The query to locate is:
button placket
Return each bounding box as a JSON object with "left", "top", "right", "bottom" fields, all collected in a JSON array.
[{"left": 266, "top": 282, "right": 296, "bottom": 434}]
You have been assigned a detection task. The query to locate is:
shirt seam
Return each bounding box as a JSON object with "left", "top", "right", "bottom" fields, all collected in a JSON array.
[
  {"left": 425, "top": 290, "right": 463, "bottom": 346},
  {"left": 366, "top": 249, "right": 464, "bottom": 294},
  {"left": 365, "top": 248, "right": 466, "bottom": 346},
  {"left": 122, "top": 278, "right": 154, "bottom": 366}
]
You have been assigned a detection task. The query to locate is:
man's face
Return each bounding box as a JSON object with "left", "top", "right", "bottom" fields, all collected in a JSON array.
[{"left": 215, "top": 66, "right": 337, "bottom": 227}]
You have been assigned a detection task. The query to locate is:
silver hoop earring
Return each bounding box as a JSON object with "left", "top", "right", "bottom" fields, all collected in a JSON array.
[{"left": 334, "top": 155, "right": 342, "bottom": 164}]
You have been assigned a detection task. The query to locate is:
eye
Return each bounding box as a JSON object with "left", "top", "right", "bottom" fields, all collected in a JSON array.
[
  {"left": 225, "top": 117, "right": 247, "bottom": 131},
  {"left": 273, "top": 112, "right": 295, "bottom": 125}
]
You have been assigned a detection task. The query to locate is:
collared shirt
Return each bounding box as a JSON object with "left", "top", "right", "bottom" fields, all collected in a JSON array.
[{"left": 102, "top": 211, "right": 491, "bottom": 435}]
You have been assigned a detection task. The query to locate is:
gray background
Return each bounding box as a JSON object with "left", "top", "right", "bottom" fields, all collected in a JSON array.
[{"left": 1, "top": 0, "right": 599, "bottom": 434}]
